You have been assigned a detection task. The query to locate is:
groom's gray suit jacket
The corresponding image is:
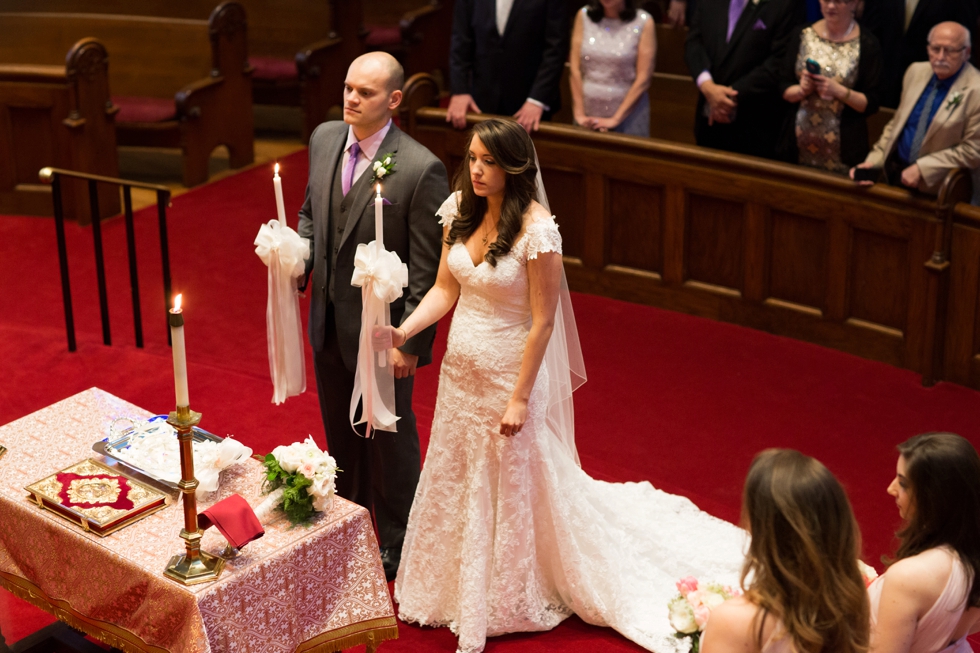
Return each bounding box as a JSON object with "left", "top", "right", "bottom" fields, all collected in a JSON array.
[{"left": 298, "top": 121, "right": 447, "bottom": 370}]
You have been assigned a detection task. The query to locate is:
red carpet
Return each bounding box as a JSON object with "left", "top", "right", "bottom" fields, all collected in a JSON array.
[{"left": 2, "top": 151, "right": 979, "bottom": 651}]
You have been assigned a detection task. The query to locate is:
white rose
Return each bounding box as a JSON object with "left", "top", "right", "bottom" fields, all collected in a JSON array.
[
  {"left": 271, "top": 443, "right": 301, "bottom": 472},
  {"left": 312, "top": 492, "right": 333, "bottom": 512},
  {"left": 376, "top": 167, "right": 386, "bottom": 178},
  {"left": 373, "top": 160, "right": 382, "bottom": 170},
  {"left": 702, "top": 589, "right": 727, "bottom": 610},
  {"left": 668, "top": 596, "right": 699, "bottom": 634},
  {"left": 384, "top": 157, "right": 391, "bottom": 165}
]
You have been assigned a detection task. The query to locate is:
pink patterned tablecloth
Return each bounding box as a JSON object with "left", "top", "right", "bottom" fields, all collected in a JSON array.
[{"left": 0, "top": 388, "right": 396, "bottom": 653}]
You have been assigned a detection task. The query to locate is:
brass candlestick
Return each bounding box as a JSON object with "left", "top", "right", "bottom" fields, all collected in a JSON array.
[{"left": 163, "top": 405, "right": 225, "bottom": 585}]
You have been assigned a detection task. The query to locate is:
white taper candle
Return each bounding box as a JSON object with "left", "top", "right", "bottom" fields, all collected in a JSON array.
[
  {"left": 273, "top": 163, "right": 287, "bottom": 224},
  {"left": 170, "top": 294, "right": 190, "bottom": 407}
]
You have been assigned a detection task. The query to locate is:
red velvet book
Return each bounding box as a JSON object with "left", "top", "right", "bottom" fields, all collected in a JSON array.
[{"left": 25, "top": 459, "right": 169, "bottom": 536}]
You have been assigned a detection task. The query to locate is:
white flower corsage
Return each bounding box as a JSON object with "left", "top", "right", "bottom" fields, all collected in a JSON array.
[
  {"left": 372, "top": 153, "right": 396, "bottom": 183},
  {"left": 946, "top": 91, "right": 964, "bottom": 112}
]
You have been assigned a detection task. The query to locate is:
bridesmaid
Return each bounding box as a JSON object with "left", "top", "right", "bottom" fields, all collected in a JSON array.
[
  {"left": 869, "top": 433, "right": 980, "bottom": 653},
  {"left": 569, "top": 0, "right": 656, "bottom": 136},
  {"left": 702, "top": 449, "right": 870, "bottom": 653}
]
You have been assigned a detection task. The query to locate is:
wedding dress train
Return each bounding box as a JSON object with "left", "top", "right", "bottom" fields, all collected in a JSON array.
[{"left": 394, "top": 194, "right": 747, "bottom": 653}]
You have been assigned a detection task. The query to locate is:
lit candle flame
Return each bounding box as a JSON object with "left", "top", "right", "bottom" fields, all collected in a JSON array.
[
  {"left": 173, "top": 293, "right": 182, "bottom": 312},
  {"left": 274, "top": 162, "right": 280, "bottom": 176}
]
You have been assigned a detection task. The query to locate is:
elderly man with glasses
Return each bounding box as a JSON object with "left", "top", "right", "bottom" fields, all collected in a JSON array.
[{"left": 851, "top": 21, "right": 980, "bottom": 194}]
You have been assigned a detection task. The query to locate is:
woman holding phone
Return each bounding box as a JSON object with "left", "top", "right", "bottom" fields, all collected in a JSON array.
[{"left": 779, "top": 0, "right": 883, "bottom": 173}]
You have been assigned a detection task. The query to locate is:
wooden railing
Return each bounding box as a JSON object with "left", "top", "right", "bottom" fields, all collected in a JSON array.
[{"left": 407, "top": 108, "right": 980, "bottom": 389}]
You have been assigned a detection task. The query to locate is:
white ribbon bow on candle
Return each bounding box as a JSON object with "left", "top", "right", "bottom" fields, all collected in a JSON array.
[
  {"left": 350, "top": 240, "right": 408, "bottom": 436},
  {"left": 254, "top": 220, "right": 310, "bottom": 405}
]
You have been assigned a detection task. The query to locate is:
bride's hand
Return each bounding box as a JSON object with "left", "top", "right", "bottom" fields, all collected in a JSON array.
[
  {"left": 371, "top": 325, "right": 406, "bottom": 351},
  {"left": 499, "top": 398, "right": 528, "bottom": 437}
]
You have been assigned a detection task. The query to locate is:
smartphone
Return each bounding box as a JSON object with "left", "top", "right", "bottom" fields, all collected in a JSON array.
[
  {"left": 805, "top": 58, "right": 821, "bottom": 75},
  {"left": 853, "top": 167, "right": 880, "bottom": 182}
]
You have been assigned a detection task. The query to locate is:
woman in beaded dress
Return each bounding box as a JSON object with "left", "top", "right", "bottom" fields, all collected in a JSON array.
[
  {"left": 570, "top": 0, "right": 656, "bottom": 136},
  {"left": 779, "top": 0, "right": 882, "bottom": 173},
  {"left": 375, "top": 119, "right": 746, "bottom": 653}
]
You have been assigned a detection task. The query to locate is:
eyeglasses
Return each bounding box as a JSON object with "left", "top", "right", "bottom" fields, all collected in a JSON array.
[{"left": 927, "top": 44, "right": 968, "bottom": 56}]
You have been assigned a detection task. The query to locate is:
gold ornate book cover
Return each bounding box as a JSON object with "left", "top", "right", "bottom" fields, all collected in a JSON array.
[{"left": 25, "top": 459, "right": 169, "bottom": 536}]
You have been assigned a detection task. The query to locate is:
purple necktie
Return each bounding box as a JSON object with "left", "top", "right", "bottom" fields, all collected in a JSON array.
[
  {"left": 727, "top": 0, "right": 747, "bottom": 42},
  {"left": 342, "top": 141, "right": 361, "bottom": 196}
]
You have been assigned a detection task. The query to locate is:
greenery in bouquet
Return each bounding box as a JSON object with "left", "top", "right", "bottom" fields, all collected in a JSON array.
[
  {"left": 668, "top": 577, "right": 741, "bottom": 652},
  {"left": 260, "top": 436, "right": 339, "bottom": 524}
]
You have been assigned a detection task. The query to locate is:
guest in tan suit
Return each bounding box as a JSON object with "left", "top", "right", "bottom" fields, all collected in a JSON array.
[{"left": 850, "top": 22, "right": 980, "bottom": 194}]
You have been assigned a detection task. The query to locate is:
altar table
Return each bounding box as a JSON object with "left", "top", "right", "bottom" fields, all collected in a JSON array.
[{"left": 0, "top": 388, "right": 397, "bottom": 653}]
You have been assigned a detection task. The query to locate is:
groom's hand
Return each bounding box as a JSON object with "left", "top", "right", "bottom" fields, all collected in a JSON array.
[{"left": 391, "top": 349, "right": 418, "bottom": 379}]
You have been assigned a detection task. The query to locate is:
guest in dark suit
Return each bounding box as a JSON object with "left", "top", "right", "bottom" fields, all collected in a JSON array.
[
  {"left": 446, "top": 0, "right": 570, "bottom": 131},
  {"left": 297, "top": 52, "right": 449, "bottom": 581},
  {"left": 685, "top": 0, "right": 805, "bottom": 159},
  {"left": 861, "top": 0, "right": 979, "bottom": 107}
]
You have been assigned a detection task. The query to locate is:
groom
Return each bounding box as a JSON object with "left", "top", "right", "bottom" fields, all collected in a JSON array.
[{"left": 297, "top": 52, "right": 448, "bottom": 581}]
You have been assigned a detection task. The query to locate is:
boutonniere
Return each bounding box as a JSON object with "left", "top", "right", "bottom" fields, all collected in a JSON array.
[
  {"left": 946, "top": 91, "right": 963, "bottom": 112},
  {"left": 371, "top": 153, "right": 396, "bottom": 183}
]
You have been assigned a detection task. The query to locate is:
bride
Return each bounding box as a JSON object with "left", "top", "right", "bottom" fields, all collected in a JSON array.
[{"left": 374, "top": 118, "right": 746, "bottom": 653}]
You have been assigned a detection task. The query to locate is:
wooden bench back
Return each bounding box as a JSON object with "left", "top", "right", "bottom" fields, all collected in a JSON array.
[
  {"left": 0, "top": 0, "right": 331, "bottom": 59},
  {"left": 0, "top": 38, "right": 119, "bottom": 220},
  {"left": 0, "top": 13, "right": 214, "bottom": 99}
]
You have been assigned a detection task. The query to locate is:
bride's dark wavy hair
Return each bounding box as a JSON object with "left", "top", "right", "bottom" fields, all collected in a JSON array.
[
  {"left": 889, "top": 432, "right": 980, "bottom": 607},
  {"left": 447, "top": 118, "right": 538, "bottom": 267},
  {"left": 741, "top": 449, "right": 869, "bottom": 653}
]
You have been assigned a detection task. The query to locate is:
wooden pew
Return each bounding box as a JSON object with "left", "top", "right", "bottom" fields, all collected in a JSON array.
[
  {"left": 0, "top": 5, "right": 254, "bottom": 188},
  {"left": 0, "top": 0, "right": 341, "bottom": 141},
  {"left": 0, "top": 38, "right": 119, "bottom": 222},
  {"left": 406, "top": 107, "right": 980, "bottom": 390}
]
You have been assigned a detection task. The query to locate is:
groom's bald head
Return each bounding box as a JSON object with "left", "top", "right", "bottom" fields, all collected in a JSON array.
[
  {"left": 343, "top": 52, "right": 404, "bottom": 137},
  {"left": 349, "top": 52, "right": 404, "bottom": 94}
]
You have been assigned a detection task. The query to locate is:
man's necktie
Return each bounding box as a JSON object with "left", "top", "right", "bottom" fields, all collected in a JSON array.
[
  {"left": 342, "top": 141, "right": 361, "bottom": 196},
  {"left": 909, "top": 81, "right": 938, "bottom": 163},
  {"left": 727, "top": 0, "right": 747, "bottom": 42}
]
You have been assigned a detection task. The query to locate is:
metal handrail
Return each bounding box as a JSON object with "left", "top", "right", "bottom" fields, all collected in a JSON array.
[{"left": 39, "top": 166, "right": 174, "bottom": 352}]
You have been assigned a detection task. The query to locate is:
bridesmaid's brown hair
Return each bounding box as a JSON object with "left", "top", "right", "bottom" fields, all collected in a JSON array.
[{"left": 741, "top": 449, "right": 870, "bottom": 653}]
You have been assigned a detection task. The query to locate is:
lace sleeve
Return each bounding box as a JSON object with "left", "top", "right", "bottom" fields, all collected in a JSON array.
[
  {"left": 526, "top": 218, "right": 562, "bottom": 260},
  {"left": 436, "top": 191, "right": 461, "bottom": 228}
]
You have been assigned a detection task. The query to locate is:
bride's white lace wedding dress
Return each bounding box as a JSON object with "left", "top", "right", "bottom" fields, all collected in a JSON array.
[{"left": 394, "top": 194, "right": 747, "bottom": 653}]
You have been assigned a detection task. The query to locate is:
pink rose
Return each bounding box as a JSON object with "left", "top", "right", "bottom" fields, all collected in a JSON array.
[
  {"left": 676, "top": 576, "right": 699, "bottom": 595},
  {"left": 693, "top": 603, "right": 711, "bottom": 629},
  {"left": 298, "top": 461, "right": 317, "bottom": 479}
]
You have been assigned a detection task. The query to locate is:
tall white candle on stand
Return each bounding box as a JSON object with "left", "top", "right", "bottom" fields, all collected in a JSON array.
[
  {"left": 169, "top": 294, "right": 190, "bottom": 407},
  {"left": 374, "top": 183, "right": 384, "bottom": 250},
  {"left": 273, "top": 163, "right": 287, "bottom": 224}
]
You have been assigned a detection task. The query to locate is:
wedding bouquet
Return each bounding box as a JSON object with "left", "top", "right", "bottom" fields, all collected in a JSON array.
[
  {"left": 258, "top": 437, "right": 339, "bottom": 524},
  {"left": 668, "top": 577, "right": 741, "bottom": 652},
  {"left": 859, "top": 560, "right": 879, "bottom": 587}
]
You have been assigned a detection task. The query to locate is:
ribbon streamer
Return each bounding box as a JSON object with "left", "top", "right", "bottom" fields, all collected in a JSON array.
[
  {"left": 254, "top": 220, "right": 310, "bottom": 405},
  {"left": 350, "top": 240, "right": 408, "bottom": 437}
]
